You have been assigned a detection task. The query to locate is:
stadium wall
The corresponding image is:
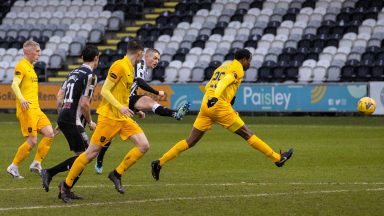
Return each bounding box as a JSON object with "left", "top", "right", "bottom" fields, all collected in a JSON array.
[{"left": 0, "top": 82, "right": 381, "bottom": 115}]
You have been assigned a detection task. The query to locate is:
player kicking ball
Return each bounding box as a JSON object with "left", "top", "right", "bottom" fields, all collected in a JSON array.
[
  {"left": 151, "top": 49, "right": 293, "bottom": 181},
  {"left": 94, "top": 48, "right": 190, "bottom": 174}
]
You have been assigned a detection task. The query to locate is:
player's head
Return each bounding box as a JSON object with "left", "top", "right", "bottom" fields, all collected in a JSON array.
[
  {"left": 82, "top": 45, "right": 100, "bottom": 69},
  {"left": 144, "top": 48, "right": 160, "bottom": 69},
  {"left": 234, "top": 49, "right": 252, "bottom": 71},
  {"left": 126, "top": 39, "right": 144, "bottom": 64},
  {"left": 23, "top": 39, "right": 41, "bottom": 64}
]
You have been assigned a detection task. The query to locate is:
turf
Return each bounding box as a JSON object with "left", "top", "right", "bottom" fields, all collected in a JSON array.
[{"left": 0, "top": 113, "right": 383, "bottom": 216}]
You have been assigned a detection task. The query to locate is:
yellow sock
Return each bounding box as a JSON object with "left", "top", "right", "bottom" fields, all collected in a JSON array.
[
  {"left": 12, "top": 141, "right": 33, "bottom": 166},
  {"left": 247, "top": 135, "right": 281, "bottom": 162},
  {"left": 115, "top": 147, "right": 144, "bottom": 175},
  {"left": 65, "top": 153, "right": 89, "bottom": 187},
  {"left": 159, "top": 139, "right": 189, "bottom": 166},
  {"left": 34, "top": 136, "right": 53, "bottom": 162}
]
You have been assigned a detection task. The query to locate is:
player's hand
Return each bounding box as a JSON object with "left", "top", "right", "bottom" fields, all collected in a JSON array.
[
  {"left": 207, "top": 97, "right": 218, "bottom": 108},
  {"left": 89, "top": 121, "right": 97, "bottom": 131},
  {"left": 137, "top": 111, "right": 145, "bottom": 119},
  {"left": 230, "top": 96, "right": 236, "bottom": 105},
  {"left": 54, "top": 125, "right": 61, "bottom": 136},
  {"left": 21, "top": 100, "right": 32, "bottom": 111},
  {"left": 158, "top": 91, "right": 165, "bottom": 96},
  {"left": 120, "top": 107, "right": 134, "bottom": 117}
]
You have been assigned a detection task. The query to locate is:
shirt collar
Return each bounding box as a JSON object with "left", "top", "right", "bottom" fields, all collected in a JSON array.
[{"left": 81, "top": 63, "right": 93, "bottom": 71}]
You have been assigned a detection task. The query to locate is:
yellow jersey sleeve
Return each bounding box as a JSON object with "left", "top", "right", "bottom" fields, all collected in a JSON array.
[{"left": 106, "top": 61, "right": 123, "bottom": 84}]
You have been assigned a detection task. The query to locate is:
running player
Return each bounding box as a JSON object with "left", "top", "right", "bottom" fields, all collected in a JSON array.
[
  {"left": 151, "top": 49, "right": 293, "bottom": 181},
  {"left": 7, "top": 40, "right": 55, "bottom": 179},
  {"left": 40, "top": 45, "right": 99, "bottom": 200},
  {"left": 58, "top": 40, "right": 150, "bottom": 203},
  {"left": 94, "top": 48, "right": 190, "bottom": 174}
]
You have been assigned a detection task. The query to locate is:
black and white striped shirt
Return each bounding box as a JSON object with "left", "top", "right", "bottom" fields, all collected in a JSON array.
[{"left": 58, "top": 64, "right": 97, "bottom": 126}]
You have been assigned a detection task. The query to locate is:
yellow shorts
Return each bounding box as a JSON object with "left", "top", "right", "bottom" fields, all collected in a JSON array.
[
  {"left": 193, "top": 99, "right": 245, "bottom": 132},
  {"left": 17, "top": 108, "right": 52, "bottom": 137},
  {"left": 90, "top": 115, "right": 143, "bottom": 147}
]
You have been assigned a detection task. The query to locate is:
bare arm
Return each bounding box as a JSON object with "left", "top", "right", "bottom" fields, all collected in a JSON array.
[
  {"left": 57, "top": 88, "right": 65, "bottom": 114},
  {"left": 79, "top": 96, "right": 96, "bottom": 130}
]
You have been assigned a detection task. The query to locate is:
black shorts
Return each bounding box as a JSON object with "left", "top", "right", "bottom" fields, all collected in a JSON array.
[
  {"left": 58, "top": 121, "right": 89, "bottom": 153},
  {"left": 129, "top": 95, "right": 143, "bottom": 111}
]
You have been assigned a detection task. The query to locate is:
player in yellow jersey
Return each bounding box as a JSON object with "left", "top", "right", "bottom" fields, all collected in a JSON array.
[
  {"left": 7, "top": 40, "right": 55, "bottom": 179},
  {"left": 58, "top": 40, "right": 149, "bottom": 203},
  {"left": 151, "top": 49, "right": 293, "bottom": 180}
]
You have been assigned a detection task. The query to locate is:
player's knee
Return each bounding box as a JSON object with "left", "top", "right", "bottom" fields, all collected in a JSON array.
[
  {"left": 45, "top": 132, "right": 55, "bottom": 139},
  {"left": 27, "top": 137, "right": 38, "bottom": 146},
  {"left": 138, "top": 142, "right": 150, "bottom": 153}
]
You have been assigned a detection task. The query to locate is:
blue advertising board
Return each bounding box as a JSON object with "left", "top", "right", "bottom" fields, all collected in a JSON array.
[{"left": 168, "top": 83, "right": 367, "bottom": 112}]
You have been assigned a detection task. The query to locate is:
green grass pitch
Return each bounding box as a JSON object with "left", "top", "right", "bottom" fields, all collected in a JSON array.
[{"left": 0, "top": 113, "right": 383, "bottom": 216}]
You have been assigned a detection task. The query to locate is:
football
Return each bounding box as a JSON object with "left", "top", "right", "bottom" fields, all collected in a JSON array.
[{"left": 357, "top": 97, "right": 376, "bottom": 115}]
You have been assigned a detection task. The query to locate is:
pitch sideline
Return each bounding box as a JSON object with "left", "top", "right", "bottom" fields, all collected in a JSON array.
[{"left": 0, "top": 187, "right": 383, "bottom": 211}]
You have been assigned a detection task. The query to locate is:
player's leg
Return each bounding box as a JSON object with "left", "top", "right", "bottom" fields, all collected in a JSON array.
[
  {"left": 95, "top": 141, "right": 111, "bottom": 174},
  {"left": 31, "top": 111, "right": 54, "bottom": 175},
  {"left": 59, "top": 143, "right": 102, "bottom": 203},
  {"left": 108, "top": 119, "right": 146, "bottom": 194},
  {"left": 7, "top": 110, "right": 38, "bottom": 179},
  {"left": 59, "top": 116, "right": 119, "bottom": 203},
  {"left": 151, "top": 111, "right": 210, "bottom": 181},
  {"left": 233, "top": 121, "right": 293, "bottom": 167},
  {"left": 41, "top": 123, "right": 87, "bottom": 192},
  {"left": 134, "top": 95, "right": 190, "bottom": 120}
]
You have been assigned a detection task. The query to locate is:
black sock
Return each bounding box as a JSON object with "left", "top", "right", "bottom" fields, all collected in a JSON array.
[
  {"left": 72, "top": 171, "right": 83, "bottom": 187},
  {"left": 97, "top": 142, "right": 111, "bottom": 167},
  {"left": 47, "top": 156, "right": 78, "bottom": 177},
  {"left": 113, "top": 169, "right": 121, "bottom": 177},
  {"left": 154, "top": 106, "right": 175, "bottom": 117}
]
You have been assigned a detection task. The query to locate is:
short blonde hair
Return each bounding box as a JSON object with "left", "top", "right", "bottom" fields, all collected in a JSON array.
[{"left": 23, "top": 39, "right": 40, "bottom": 49}]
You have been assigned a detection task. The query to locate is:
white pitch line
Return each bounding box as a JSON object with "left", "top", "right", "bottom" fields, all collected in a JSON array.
[
  {"left": 0, "top": 187, "right": 383, "bottom": 212},
  {"left": 0, "top": 182, "right": 384, "bottom": 191}
]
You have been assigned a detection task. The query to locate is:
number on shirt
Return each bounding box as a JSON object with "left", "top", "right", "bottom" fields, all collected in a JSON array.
[
  {"left": 212, "top": 72, "right": 225, "bottom": 81},
  {"left": 63, "top": 83, "right": 75, "bottom": 103}
]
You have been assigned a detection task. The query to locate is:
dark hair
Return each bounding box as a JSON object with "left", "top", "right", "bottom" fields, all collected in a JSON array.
[
  {"left": 127, "top": 39, "right": 144, "bottom": 54},
  {"left": 82, "top": 45, "right": 99, "bottom": 62},
  {"left": 234, "top": 49, "right": 251, "bottom": 60}
]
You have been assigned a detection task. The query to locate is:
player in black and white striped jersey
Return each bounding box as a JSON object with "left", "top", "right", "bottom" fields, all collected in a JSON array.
[
  {"left": 129, "top": 48, "right": 188, "bottom": 119},
  {"left": 94, "top": 48, "right": 190, "bottom": 174},
  {"left": 40, "top": 45, "right": 99, "bottom": 199}
]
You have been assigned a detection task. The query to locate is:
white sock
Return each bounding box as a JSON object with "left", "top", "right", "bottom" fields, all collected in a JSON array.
[{"left": 152, "top": 103, "right": 160, "bottom": 113}]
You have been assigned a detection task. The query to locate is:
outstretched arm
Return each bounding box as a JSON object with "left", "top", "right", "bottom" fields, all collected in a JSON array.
[{"left": 135, "top": 78, "right": 160, "bottom": 95}]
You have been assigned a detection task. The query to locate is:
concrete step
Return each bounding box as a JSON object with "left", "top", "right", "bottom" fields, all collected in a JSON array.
[
  {"left": 48, "top": 77, "right": 66, "bottom": 82},
  {"left": 154, "top": 7, "right": 174, "bottom": 13},
  {"left": 58, "top": 70, "right": 70, "bottom": 76},
  {"left": 164, "top": 1, "right": 179, "bottom": 7},
  {"left": 116, "top": 32, "right": 136, "bottom": 38},
  {"left": 97, "top": 45, "right": 116, "bottom": 51}
]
